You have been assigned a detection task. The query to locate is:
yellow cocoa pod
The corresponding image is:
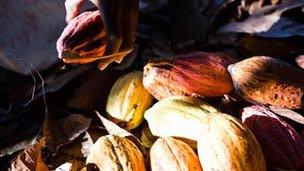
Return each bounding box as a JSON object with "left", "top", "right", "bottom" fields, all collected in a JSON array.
[
  {"left": 150, "top": 137, "right": 202, "bottom": 171},
  {"left": 144, "top": 96, "right": 219, "bottom": 146},
  {"left": 86, "top": 135, "right": 146, "bottom": 171},
  {"left": 106, "top": 71, "right": 153, "bottom": 130},
  {"left": 198, "top": 114, "right": 266, "bottom": 171}
]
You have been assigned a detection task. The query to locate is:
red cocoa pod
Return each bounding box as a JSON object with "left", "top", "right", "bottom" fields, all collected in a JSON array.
[
  {"left": 143, "top": 52, "right": 235, "bottom": 100},
  {"left": 56, "top": 10, "right": 106, "bottom": 64},
  {"left": 241, "top": 105, "right": 304, "bottom": 170},
  {"left": 228, "top": 56, "right": 304, "bottom": 109},
  {"left": 301, "top": 128, "right": 304, "bottom": 142}
]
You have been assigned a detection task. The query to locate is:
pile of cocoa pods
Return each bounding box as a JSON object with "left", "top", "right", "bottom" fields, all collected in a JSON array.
[{"left": 57, "top": 10, "right": 304, "bottom": 171}]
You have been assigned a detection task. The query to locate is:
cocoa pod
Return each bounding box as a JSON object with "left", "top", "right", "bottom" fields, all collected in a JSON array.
[
  {"left": 228, "top": 56, "right": 304, "bottom": 109},
  {"left": 86, "top": 135, "right": 146, "bottom": 171},
  {"left": 144, "top": 96, "right": 219, "bottom": 147},
  {"left": 143, "top": 52, "right": 235, "bottom": 100},
  {"left": 198, "top": 113, "right": 266, "bottom": 171},
  {"left": 301, "top": 129, "right": 304, "bottom": 142},
  {"left": 56, "top": 10, "right": 106, "bottom": 64},
  {"left": 150, "top": 137, "right": 202, "bottom": 171},
  {"left": 106, "top": 71, "right": 153, "bottom": 130},
  {"left": 241, "top": 106, "right": 304, "bottom": 169}
]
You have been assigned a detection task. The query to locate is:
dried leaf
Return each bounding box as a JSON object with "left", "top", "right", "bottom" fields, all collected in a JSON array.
[
  {"left": 10, "top": 139, "right": 48, "bottom": 171},
  {"left": 55, "top": 162, "right": 72, "bottom": 171},
  {"left": 0, "top": 125, "right": 40, "bottom": 157},
  {"left": 49, "top": 132, "right": 93, "bottom": 171},
  {"left": 0, "top": 138, "right": 37, "bottom": 158},
  {"left": 43, "top": 113, "right": 91, "bottom": 153},
  {"left": 55, "top": 160, "right": 86, "bottom": 171},
  {"left": 95, "top": 111, "right": 145, "bottom": 153},
  {"left": 269, "top": 106, "right": 304, "bottom": 125},
  {"left": 219, "top": 1, "right": 304, "bottom": 37},
  {"left": 44, "top": 131, "right": 93, "bottom": 170}
]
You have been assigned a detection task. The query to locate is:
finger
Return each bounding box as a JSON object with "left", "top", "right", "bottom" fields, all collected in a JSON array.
[
  {"left": 65, "top": 0, "right": 85, "bottom": 23},
  {"left": 99, "top": 0, "right": 123, "bottom": 55},
  {"left": 120, "top": 0, "right": 139, "bottom": 51}
]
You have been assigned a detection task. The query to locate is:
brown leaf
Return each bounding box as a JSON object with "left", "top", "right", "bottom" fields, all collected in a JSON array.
[
  {"left": 219, "top": 1, "right": 304, "bottom": 37},
  {"left": 95, "top": 111, "right": 146, "bottom": 153},
  {"left": 0, "top": 136, "right": 37, "bottom": 158},
  {"left": 43, "top": 113, "right": 91, "bottom": 153},
  {"left": 56, "top": 160, "right": 87, "bottom": 171},
  {"left": 47, "top": 132, "right": 93, "bottom": 170},
  {"left": 269, "top": 106, "right": 304, "bottom": 125},
  {"left": 10, "top": 139, "right": 48, "bottom": 171}
]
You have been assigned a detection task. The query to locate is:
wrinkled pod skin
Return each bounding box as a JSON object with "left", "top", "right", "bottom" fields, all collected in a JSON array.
[
  {"left": 86, "top": 135, "right": 146, "bottom": 171},
  {"left": 150, "top": 137, "right": 202, "bottom": 171},
  {"left": 241, "top": 106, "right": 304, "bottom": 170},
  {"left": 143, "top": 52, "right": 236, "bottom": 100},
  {"left": 228, "top": 56, "right": 304, "bottom": 109},
  {"left": 106, "top": 71, "right": 153, "bottom": 130},
  {"left": 197, "top": 113, "right": 266, "bottom": 171},
  {"left": 56, "top": 10, "right": 106, "bottom": 64},
  {"left": 144, "top": 96, "right": 219, "bottom": 148}
]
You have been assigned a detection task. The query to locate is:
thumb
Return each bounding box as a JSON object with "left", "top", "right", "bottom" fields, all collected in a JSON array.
[{"left": 64, "top": 0, "right": 85, "bottom": 23}]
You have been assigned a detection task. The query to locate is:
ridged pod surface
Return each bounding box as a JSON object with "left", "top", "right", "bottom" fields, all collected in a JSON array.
[
  {"left": 86, "top": 135, "right": 145, "bottom": 171},
  {"left": 56, "top": 10, "right": 106, "bottom": 64},
  {"left": 301, "top": 129, "right": 304, "bottom": 142},
  {"left": 106, "top": 71, "right": 153, "bottom": 130},
  {"left": 143, "top": 52, "right": 235, "bottom": 100},
  {"left": 150, "top": 137, "right": 202, "bottom": 171},
  {"left": 198, "top": 113, "right": 266, "bottom": 171},
  {"left": 144, "top": 96, "right": 219, "bottom": 144},
  {"left": 228, "top": 56, "right": 304, "bottom": 109},
  {"left": 241, "top": 106, "right": 304, "bottom": 169}
]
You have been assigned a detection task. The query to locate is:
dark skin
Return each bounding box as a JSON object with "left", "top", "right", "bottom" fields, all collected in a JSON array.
[{"left": 65, "top": 0, "right": 139, "bottom": 70}]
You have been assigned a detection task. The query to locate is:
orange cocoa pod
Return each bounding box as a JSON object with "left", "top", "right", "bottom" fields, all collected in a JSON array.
[
  {"left": 228, "top": 56, "right": 304, "bottom": 109},
  {"left": 301, "top": 128, "right": 304, "bottom": 142},
  {"left": 143, "top": 52, "right": 235, "bottom": 100},
  {"left": 86, "top": 135, "right": 146, "bottom": 171},
  {"left": 197, "top": 113, "right": 266, "bottom": 171},
  {"left": 150, "top": 137, "right": 202, "bottom": 171}
]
